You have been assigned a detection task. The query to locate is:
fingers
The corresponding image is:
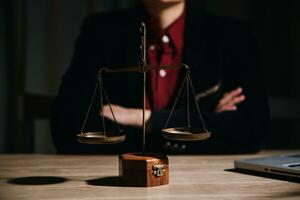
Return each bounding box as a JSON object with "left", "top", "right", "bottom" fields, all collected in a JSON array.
[
  {"left": 215, "top": 87, "right": 246, "bottom": 113},
  {"left": 216, "top": 105, "right": 237, "bottom": 112},
  {"left": 219, "top": 87, "right": 243, "bottom": 106},
  {"left": 228, "top": 94, "right": 245, "bottom": 105}
]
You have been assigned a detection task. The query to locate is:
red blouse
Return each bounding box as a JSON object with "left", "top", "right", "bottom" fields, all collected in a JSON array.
[{"left": 146, "top": 10, "right": 186, "bottom": 110}]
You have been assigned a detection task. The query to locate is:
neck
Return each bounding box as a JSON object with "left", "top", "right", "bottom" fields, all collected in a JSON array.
[{"left": 142, "top": 1, "right": 185, "bottom": 29}]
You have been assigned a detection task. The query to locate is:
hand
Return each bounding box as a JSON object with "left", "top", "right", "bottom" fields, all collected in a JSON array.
[
  {"left": 214, "top": 87, "right": 245, "bottom": 113},
  {"left": 101, "top": 104, "right": 151, "bottom": 127}
]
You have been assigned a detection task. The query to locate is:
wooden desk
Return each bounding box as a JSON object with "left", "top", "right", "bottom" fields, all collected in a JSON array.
[{"left": 0, "top": 151, "right": 299, "bottom": 200}]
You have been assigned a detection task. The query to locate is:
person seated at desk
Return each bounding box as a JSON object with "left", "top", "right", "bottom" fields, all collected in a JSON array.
[{"left": 50, "top": 0, "right": 270, "bottom": 154}]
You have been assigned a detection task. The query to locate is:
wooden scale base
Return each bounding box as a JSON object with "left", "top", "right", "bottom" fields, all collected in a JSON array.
[{"left": 119, "top": 153, "right": 169, "bottom": 187}]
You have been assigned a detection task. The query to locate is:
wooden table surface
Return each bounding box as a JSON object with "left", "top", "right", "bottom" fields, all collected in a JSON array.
[{"left": 0, "top": 151, "right": 299, "bottom": 200}]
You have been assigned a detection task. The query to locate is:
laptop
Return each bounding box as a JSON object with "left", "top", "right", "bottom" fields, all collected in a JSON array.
[{"left": 234, "top": 153, "right": 300, "bottom": 178}]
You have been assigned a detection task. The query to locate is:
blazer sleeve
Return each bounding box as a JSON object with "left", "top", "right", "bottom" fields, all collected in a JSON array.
[{"left": 50, "top": 15, "right": 116, "bottom": 154}]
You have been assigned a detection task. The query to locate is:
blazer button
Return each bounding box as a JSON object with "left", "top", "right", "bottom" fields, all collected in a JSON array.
[
  {"left": 179, "top": 144, "right": 186, "bottom": 153},
  {"left": 171, "top": 143, "right": 179, "bottom": 152},
  {"left": 163, "top": 142, "right": 172, "bottom": 150}
]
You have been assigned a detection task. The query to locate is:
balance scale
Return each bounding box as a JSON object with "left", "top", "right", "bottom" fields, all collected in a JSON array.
[{"left": 77, "top": 22, "right": 211, "bottom": 187}]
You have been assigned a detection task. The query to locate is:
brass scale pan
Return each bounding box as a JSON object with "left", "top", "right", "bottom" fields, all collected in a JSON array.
[
  {"left": 77, "top": 132, "right": 126, "bottom": 145},
  {"left": 77, "top": 64, "right": 211, "bottom": 145},
  {"left": 162, "top": 128, "right": 211, "bottom": 141}
]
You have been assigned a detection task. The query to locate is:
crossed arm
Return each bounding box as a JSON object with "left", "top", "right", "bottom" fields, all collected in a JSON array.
[{"left": 101, "top": 87, "right": 245, "bottom": 127}]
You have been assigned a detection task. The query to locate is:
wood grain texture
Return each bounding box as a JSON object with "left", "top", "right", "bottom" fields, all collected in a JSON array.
[{"left": 0, "top": 151, "right": 300, "bottom": 200}]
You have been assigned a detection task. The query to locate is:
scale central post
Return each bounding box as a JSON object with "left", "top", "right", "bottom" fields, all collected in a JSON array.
[
  {"left": 119, "top": 22, "right": 169, "bottom": 187},
  {"left": 141, "top": 22, "right": 147, "bottom": 155}
]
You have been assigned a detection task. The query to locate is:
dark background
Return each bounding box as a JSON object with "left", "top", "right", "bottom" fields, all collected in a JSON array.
[{"left": 1, "top": 0, "right": 299, "bottom": 153}]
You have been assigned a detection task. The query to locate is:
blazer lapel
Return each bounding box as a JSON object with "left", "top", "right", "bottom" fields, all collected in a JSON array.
[
  {"left": 117, "top": 9, "right": 145, "bottom": 108},
  {"left": 183, "top": 3, "right": 222, "bottom": 94}
]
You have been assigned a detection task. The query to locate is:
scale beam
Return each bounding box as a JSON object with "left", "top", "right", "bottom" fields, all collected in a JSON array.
[{"left": 98, "top": 64, "right": 190, "bottom": 75}]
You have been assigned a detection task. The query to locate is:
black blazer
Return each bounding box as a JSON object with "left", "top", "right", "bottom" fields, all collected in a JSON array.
[{"left": 51, "top": 1, "right": 270, "bottom": 154}]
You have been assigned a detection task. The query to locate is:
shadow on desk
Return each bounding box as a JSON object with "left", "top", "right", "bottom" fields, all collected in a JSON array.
[
  {"left": 226, "top": 168, "right": 300, "bottom": 184},
  {"left": 7, "top": 176, "right": 67, "bottom": 185},
  {"left": 86, "top": 176, "right": 123, "bottom": 187},
  {"left": 7, "top": 176, "right": 134, "bottom": 187}
]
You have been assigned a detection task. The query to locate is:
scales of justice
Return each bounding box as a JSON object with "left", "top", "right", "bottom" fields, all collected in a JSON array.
[{"left": 77, "top": 22, "right": 211, "bottom": 187}]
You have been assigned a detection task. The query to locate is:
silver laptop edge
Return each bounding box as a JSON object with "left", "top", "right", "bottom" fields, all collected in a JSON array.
[{"left": 234, "top": 153, "right": 300, "bottom": 178}]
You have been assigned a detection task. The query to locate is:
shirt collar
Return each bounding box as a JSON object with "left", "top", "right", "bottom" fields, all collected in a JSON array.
[{"left": 147, "top": 9, "right": 186, "bottom": 53}]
